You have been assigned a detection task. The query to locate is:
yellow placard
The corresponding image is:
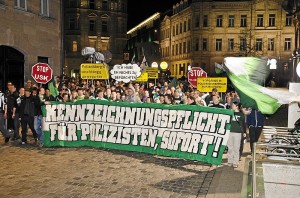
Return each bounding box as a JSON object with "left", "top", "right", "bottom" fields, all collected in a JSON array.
[
  {"left": 80, "top": 63, "right": 109, "bottom": 79},
  {"left": 135, "top": 72, "right": 148, "bottom": 82},
  {"left": 197, "top": 77, "right": 227, "bottom": 93},
  {"left": 144, "top": 67, "right": 158, "bottom": 79}
]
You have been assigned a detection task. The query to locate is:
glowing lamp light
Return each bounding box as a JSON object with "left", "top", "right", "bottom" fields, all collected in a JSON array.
[
  {"left": 151, "top": 62, "right": 158, "bottom": 68},
  {"left": 268, "top": 59, "right": 277, "bottom": 69},
  {"left": 297, "top": 62, "right": 300, "bottom": 78},
  {"left": 160, "top": 61, "right": 168, "bottom": 70}
]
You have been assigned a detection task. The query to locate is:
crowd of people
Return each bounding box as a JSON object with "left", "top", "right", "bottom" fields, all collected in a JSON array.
[{"left": 0, "top": 76, "right": 264, "bottom": 167}]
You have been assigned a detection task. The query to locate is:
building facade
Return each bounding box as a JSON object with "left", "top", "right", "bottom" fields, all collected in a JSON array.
[
  {"left": 166, "top": 0, "right": 296, "bottom": 85},
  {"left": 128, "top": 0, "right": 297, "bottom": 86},
  {"left": 0, "top": 0, "right": 62, "bottom": 91},
  {"left": 64, "top": 0, "right": 128, "bottom": 77}
]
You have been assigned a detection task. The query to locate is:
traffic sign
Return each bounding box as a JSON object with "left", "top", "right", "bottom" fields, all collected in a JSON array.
[
  {"left": 31, "top": 63, "right": 53, "bottom": 84},
  {"left": 188, "top": 67, "right": 207, "bottom": 88}
]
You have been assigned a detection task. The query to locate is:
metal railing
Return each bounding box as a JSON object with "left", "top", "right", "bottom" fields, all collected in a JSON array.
[
  {"left": 252, "top": 142, "right": 257, "bottom": 198},
  {"left": 251, "top": 141, "right": 300, "bottom": 197}
]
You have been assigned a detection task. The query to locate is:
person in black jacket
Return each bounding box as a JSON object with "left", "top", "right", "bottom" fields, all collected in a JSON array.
[
  {"left": 12, "top": 87, "right": 25, "bottom": 140},
  {"left": 245, "top": 108, "right": 264, "bottom": 153},
  {"left": 18, "top": 88, "right": 39, "bottom": 144},
  {"left": 6, "top": 83, "right": 19, "bottom": 134}
]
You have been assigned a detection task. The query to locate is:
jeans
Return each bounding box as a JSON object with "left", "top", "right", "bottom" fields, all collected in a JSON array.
[
  {"left": 13, "top": 112, "right": 21, "bottom": 138},
  {"left": 21, "top": 115, "right": 37, "bottom": 143},
  {"left": 0, "top": 112, "right": 10, "bottom": 138},
  {"left": 249, "top": 126, "right": 263, "bottom": 153},
  {"left": 34, "top": 115, "right": 43, "bottom": 144}
]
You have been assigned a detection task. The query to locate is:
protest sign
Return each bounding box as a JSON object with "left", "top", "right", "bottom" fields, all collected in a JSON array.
[
  {"left": 42, "top": 101, "right": 233, "bottom": 165},
  {"left": 110, "top": 63, "right": 141, "bottom": 83},
  {"left": 80, "top": 63, "right": 109, "bottom": 79}
]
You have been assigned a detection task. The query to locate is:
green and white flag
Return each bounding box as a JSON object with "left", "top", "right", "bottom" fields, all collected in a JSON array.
[{"left": 222, "top": 57, "right": 300, "bottom": 115}]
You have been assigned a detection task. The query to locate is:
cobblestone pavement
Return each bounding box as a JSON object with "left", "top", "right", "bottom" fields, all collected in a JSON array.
[
  {"left": 0, "top": 137, "right": 216, "bottom": 198},
  {"left": 0, "top": 105, "right": 290, "bottom": 198}
]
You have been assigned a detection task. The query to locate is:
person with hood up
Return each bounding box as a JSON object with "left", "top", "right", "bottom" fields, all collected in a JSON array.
[{"left": 124, "top": 87, "right": 141, "bottom": 103}]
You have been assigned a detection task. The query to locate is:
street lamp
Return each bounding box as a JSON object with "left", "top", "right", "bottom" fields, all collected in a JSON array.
[{"left": 282, "top": 0, "right": 300, "bottom": 82}]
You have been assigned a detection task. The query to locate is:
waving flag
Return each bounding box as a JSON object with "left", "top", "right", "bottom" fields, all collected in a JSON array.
[
  {"left": 48, "top": 75, "right": 58, "bottom": 97},
  {"left": 221, "top": 57, "right": 300, "bottom": 115},
  {"left": 140, "top": 56, "right": 148, "bottom": 72}
]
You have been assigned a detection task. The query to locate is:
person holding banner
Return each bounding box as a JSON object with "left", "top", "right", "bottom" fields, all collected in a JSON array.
[{"left": 227, "top": 101, "right": 245, "bottom": 168}]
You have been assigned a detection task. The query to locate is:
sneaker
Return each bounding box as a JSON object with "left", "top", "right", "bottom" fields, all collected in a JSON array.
[
  {"left": 233, "top": 164, "right": 238, "bottom": 168},
  {"left": 20, "top": 141, "right": 27, "bottom": 145},
  {"left": 227, "top": 163, "right": 232, "bottom": 167},
  {"left": 5, "top": 137, "right": 10, "bottom": 143}
]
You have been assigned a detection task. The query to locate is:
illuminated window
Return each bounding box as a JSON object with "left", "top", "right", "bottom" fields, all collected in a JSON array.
[{"left": 72, "top": 41, "right": 78, "bottom": 52}]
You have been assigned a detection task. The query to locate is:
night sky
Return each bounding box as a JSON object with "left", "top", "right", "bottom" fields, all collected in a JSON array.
[{"left": 127, "top": 0, "right": 176, "bottom": 30}]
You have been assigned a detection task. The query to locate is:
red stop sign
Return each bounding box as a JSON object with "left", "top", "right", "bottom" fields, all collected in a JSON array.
[
  {"left": 188, "top": 67, "right": 207, "bottom": 88},
  {"left": 31, "top": 63, "right": 53, "bottom": 84}
]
